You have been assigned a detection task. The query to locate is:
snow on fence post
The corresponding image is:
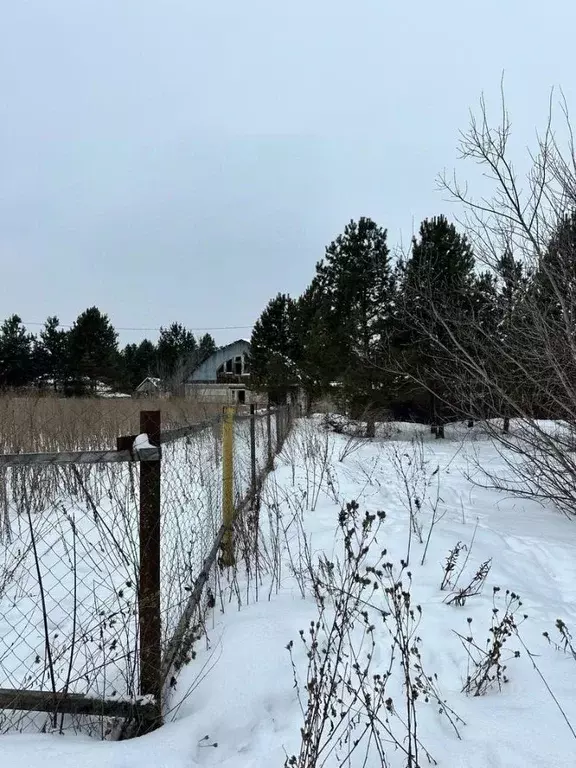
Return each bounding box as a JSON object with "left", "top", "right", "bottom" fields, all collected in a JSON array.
[
  {"left": 138, "top": 410, "right": 162, "bottom": 719},
  {"left": 221, "top": 406, "right": 235, "bottom": 566},
  {"left": 250, "top": 404, "right": 257, "bottom": 500}
]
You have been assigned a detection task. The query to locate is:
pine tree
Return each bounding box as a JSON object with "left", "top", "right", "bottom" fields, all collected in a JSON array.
[
  {"left": 526, "top": 212, "right": 576, "bottom": 416},
  {"left": 532, "top": 211, "right": 576, "bottom": 316},
  {"left": 400, "top": 216, "right": 475, "bottom": 433},
  {"left": 497, "top": 249, "right": 526, "bottom": 314},
  {"left": 197, "top": 333, "right": 217, "bottom": 364},
  {"left": 291, "top": 281, "right": 332, "bottom": 409},
  {"left": 403, "top": 215, "right": 475, "bottom": 321},
  {"left": 67, "top": 307, "right": 119, "bottom": 394},
  {"left": 250, "top": 294, "right": 298, "bottom": 403},
  {"left": 0, "top": 315, "right": 35, "bottom": 388},
  {"left": 121, "top": 338, "right": 158, "bottom": 390},
  {"left": 157, "top": 322, "right": 198, "bottom": 389},
  {"left": 313, "top": 217, "right": 395, "bottom": 420},
  {"left": 36, "top": 316, "right": 70, "bottom": 390}
]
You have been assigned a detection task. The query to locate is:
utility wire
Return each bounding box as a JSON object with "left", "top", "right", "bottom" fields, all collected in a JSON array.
[{"left": 21, "top": 322, "right": 253, "bottom": 332}]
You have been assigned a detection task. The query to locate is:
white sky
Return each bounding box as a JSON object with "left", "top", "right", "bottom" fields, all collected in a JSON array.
[{"left": 1, "top": 0, "right": 575, "bottom": 345}]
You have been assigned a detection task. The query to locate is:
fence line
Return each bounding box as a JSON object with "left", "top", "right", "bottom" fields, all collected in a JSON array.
[{"left": 0, "top": 403, "right": 293, "bottom": 737}]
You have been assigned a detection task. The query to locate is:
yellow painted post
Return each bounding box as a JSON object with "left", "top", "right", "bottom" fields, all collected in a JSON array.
[{"left": 221, "top": 405, "right": 235, "bottom": 566}]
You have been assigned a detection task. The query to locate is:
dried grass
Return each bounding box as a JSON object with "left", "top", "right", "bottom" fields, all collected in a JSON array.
[{"left": 0, "top": 394, "right": 222, "bottom": 453}]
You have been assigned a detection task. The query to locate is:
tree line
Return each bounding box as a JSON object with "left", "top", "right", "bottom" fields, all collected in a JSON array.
[
  {"left": 0, "top": 308, "right": 216, "bottom": 395},
  {"left": 250, "top": 208, "right": 574, "bottom": 435}
]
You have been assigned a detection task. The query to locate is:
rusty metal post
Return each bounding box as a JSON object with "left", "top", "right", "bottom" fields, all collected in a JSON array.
[
  {"left": 266, "top": 403, "right": 273, "bottom": 469},
  {"left": 221, "top": 406, "right": 235, "bottom": 566},
  {"left": 275, "top": 407, "right": 281, "bottom": 454},
  {"left": 138, "top": 410, "right": 162, "bottom": 712},
  {"left": 250, "top": 403, "right": 257, "bottom": 500}
]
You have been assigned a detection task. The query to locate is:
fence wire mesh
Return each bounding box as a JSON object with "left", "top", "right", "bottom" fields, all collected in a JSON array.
[
  {"left": 0, "top": 461, "right": 140, "bottom": 736},
  {"left": 0, "top": 402, "right": 292, "bottom": 738},
  {"left": 160, "top": 421, "right": 222, "bottom": 661}
]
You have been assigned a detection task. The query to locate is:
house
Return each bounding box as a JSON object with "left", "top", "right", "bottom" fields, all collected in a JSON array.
[
  {"left": 134, "top": 376, "right": 164, "bottom": 398},
  {"left": 186, "top": 339, "right": 258, "bottom": 405}
]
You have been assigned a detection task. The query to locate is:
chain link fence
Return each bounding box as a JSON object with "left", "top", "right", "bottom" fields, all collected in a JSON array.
[{"left": 0, "top": 401, "right": 293, "bottom": 738}]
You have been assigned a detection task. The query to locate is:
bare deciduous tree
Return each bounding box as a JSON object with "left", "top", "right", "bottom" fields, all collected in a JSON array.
[{"left": 389, "top": 83, "right": 576, "bottom": 515}]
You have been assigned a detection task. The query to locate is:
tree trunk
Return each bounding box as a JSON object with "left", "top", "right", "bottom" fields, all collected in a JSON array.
[
  {"left": 430, "top": 391, "right": 438, "bottom": 434},
  {"left": 366, "top": 414, "right": 376, "bottom": 439}
]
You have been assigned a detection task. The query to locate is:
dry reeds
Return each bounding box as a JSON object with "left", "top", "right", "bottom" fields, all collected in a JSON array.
[{"left": 0, "top": 393, "right": 222, "bottom": 453}]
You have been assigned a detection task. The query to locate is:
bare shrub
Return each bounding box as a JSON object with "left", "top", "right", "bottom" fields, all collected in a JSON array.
[
  {"left": 440, "top": 542, "right": 466, "bottom": 591},
  {"left": 281, "top": 420, "right": 337, "bottom": 511},
  {"left": 337, "top": 431, "right": 365, "bottom": 463},
  {"left": 445, "top": 559, "right": 492, "bottom": 606},
  {"left": 543, "top": 618, "right": 576, "bottom": 661},
  {"left": 285, "top": 501, "right": 462, "bottom": 768},
  {"left": 389, "top": 437, "right": 428, "bottom": 564},
  {"left": 424, "top": 90, "right": 576, "bottom": 516},
  {"left": 456, "top": 588, "right": 525, "bottom": 696}
]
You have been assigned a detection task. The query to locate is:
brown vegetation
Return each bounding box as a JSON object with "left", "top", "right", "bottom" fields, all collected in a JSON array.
[{"left": 0, "top": 393, "right": 222, "bottom": 453}]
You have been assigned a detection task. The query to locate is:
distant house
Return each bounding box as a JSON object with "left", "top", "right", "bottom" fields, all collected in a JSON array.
[
  {"left": 134, "top": 376, "right": 164, "bottom": 398},
  {"left": 186, "top": 339, "right": 257, "bottom": 405}
]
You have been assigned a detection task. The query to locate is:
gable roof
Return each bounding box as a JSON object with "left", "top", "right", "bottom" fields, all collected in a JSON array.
[
  {"left": 187, "top": 339, "right": 250, "bottom": 383},
  {"left": 135, "top": 376, "right": 162, "bottom": 391}
]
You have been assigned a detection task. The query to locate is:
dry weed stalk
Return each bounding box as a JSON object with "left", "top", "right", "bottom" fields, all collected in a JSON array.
[
  {"left": 285, "top": 501, "right": 462, "bottom": 768},
  {"left": 455, "top": 588, "right": 525, "bottom": 696}
]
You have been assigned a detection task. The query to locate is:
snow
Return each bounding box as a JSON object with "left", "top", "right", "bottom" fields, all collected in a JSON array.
[
  {"left": 133, "top": 433, "right": 155, "bottom": 451},
  {"left": 3, "top": 419, "right": 576, "bottom": 766}
]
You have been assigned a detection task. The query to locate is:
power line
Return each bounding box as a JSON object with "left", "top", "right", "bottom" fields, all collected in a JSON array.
[{"left": 22, "top": 322, "right": 253, "bottom": 332}]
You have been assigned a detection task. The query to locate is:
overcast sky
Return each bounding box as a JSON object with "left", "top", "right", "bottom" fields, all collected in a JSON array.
[{"left": 1, "top": 0, "right": 575, "bottom": 347}]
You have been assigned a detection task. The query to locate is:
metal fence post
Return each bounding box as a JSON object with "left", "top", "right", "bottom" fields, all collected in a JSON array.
[
  {"left": 221, "top": 406, "right": 235, "bottom": 566},
  {"left": 138, "top": 410, "right": 162, "bottom": 713},
  {"left": 275, "top": 407, "right": 281, "bottom": 454},
  {"left": 266, "top": 403, "right": 273, "bottom": 469},
  {"left": 250, "top": 403, "right": 257, "bottom": 500}
]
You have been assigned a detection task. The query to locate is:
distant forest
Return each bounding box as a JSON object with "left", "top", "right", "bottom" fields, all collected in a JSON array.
[{"left": 0, "top": 309, "right": 217, "bottom": 395}]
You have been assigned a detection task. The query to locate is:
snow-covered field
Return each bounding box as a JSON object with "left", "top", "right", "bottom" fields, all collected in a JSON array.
[{"left": 2, "top": 417, "right": 576, "bottom": 766}]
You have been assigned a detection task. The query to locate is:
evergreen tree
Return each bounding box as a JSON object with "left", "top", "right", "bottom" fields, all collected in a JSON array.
[
  {"left": 400, "top": 216, "right": 475, "bottom": 432},
  {"left": 36, "top": 316, "right": 70, "bottom": 389},
  {"left": 497, "top": 249, "right": 526, "bottom": 314},
  {"left": 403, "top": 216, "right": 475, "bottom": 321},
  {"left": 121, "top": 338, "right": 158, "bottom": 390},
  {"left": 526, "top": 212, "right": 576, "bottom": 415},
  {"left": 313, "top": 217, "right": 395, "bottom": 418},
  {"left": 0, "top": 315, "right": 35, "bottom": 388},
  {"left": 67, "top": 307, "right": 119, "bottom": 393},
  {"left": 531, "top": 211, "right": 576, "bottom": 327},
  {"left": 494, "top": 251, "right": 530, "bottom": 422},
  {"left": 157, "top": 322, "right": 197, "bottom": 387},
  {"left": 197, "top": 333, "right": 217, "bottom": 365},
  {"left": 291, "top": 281, "right": 332, "bottom": 409},
  {"left": 250, "top": 294, "right": 298, "bottom": 402}
]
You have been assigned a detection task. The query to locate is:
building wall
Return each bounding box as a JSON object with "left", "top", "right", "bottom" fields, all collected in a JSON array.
[
  {"left": 186, "top": 383, "right": 262, "bottom": 405},
  {"left": 189, "top": 340, "right": 251, "bottom": 383}
]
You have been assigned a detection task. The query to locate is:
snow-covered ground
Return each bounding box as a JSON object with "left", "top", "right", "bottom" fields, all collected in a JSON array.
[
  {"left": 0, "top": 414, "right": 272, "bottom": 733},
  {"left": 2, "top": 418, "right": 576, "bottom": 766}
]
